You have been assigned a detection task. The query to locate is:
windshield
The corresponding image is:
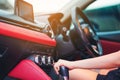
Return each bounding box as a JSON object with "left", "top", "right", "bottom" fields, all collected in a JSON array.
[
  {"left": 0, "top": 0, "right": 72, "bottom": 14},
  {"left": 25, "top": 0, "right": 72, "bottom": 14},
  {"left": 0, "top": 0, "right": 14, "bottom": 13},
  {"left": 1, "top": 0, "right": 120, "bottom": 14}
]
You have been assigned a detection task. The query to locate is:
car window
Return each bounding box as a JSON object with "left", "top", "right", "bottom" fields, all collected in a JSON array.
[{"left": 84, "top": 0, "right": 120, "bottom": 32}]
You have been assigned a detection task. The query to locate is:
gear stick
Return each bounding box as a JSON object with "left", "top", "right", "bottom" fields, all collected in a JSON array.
[{"left": 59, "top": 66, "right": 69, "bottom": 80}]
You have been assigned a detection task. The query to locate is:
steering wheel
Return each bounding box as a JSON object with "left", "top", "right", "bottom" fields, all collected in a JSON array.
[{"left": 70, "top": 7, "right": 103, "bottom": 57}]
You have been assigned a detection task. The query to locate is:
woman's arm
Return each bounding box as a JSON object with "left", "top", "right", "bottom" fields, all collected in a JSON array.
[
  {"left": 54, "top": 50, "right": 120, "bottom": 74},
  {"left": 73, "top": 50, "right": 120, "bottom": 69}
]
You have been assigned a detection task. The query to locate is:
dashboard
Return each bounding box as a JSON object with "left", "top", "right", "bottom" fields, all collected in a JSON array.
[
  {"left": 0, "top": 10, "right": 78, "bottom": 79},
  {"left": 0, "top": 11, "right": 57, "bottom": 79}
]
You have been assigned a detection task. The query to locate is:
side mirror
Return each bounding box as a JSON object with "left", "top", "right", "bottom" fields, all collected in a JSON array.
[{"left": 14, "top": 0, "right": 34, "bottom": 22}]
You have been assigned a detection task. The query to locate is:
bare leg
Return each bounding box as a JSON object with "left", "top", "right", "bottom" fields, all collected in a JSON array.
[
  {"left": 69, "top": 69, "right": 98, "bottom": 80},
  {"left": 69, "top": 68, "right": 116, "bottom": 80},
  {"left": 99, "top": 68, "right": 117, "bottom": 75}
]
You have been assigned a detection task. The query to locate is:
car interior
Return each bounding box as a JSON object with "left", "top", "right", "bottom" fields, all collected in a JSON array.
[{"left": 0, "top": 0, "right": 120, "bottom": 80}]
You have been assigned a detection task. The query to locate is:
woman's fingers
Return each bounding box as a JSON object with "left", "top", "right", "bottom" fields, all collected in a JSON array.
[
  {"left": 53, "top": 59, "right": 64, "bottom": 74},
  {"left": 54, "top": 59, "right": 72, "bottom": 74},
  {"left": 54, "top": 62, "right": 60, "bottom": 75}
]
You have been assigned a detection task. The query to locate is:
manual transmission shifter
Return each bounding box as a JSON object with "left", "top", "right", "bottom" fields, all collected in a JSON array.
[{"left": 59, "top": 66, "right": 69, "bottom": 80}]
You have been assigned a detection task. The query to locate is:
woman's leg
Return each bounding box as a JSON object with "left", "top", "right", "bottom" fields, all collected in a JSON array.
[
  {"left": 69, "top": 69, "right": 98, "bottom": 80},
  {"left": 99, "top": 68, "right": 117, "bottom": 75},
  {"left": 69, "top": 68, "right": 116, "bottom": 80}
]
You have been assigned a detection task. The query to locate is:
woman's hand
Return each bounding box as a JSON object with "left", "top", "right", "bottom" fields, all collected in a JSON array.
[{"left": 53, "top": 59, "right": 74, "bottom": 74}]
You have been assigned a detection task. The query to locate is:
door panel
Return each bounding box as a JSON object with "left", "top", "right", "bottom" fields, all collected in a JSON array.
[
  {"left": 100, "top": 40, "right": 120, "bottom": 55},
  {"left": 98, "top": 32, "right": 120, "bottom": 55}
]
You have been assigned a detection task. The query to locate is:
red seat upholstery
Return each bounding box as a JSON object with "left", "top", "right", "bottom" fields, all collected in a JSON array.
[{"left": 8, "top": 59, "right": 52, "bottom": 80}]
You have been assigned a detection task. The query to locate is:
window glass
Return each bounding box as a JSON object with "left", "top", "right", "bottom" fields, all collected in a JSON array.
[
  {"left": 0, "top": 0, "right": 72, "bottom": 14},
  {"left": 84, "top": 0, "right": 120, "bottom": 32}
]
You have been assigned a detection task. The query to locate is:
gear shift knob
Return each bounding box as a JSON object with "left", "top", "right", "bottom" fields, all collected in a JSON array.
[{"left": 59, "top": 66, "right": 69, "bottom": 80}]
